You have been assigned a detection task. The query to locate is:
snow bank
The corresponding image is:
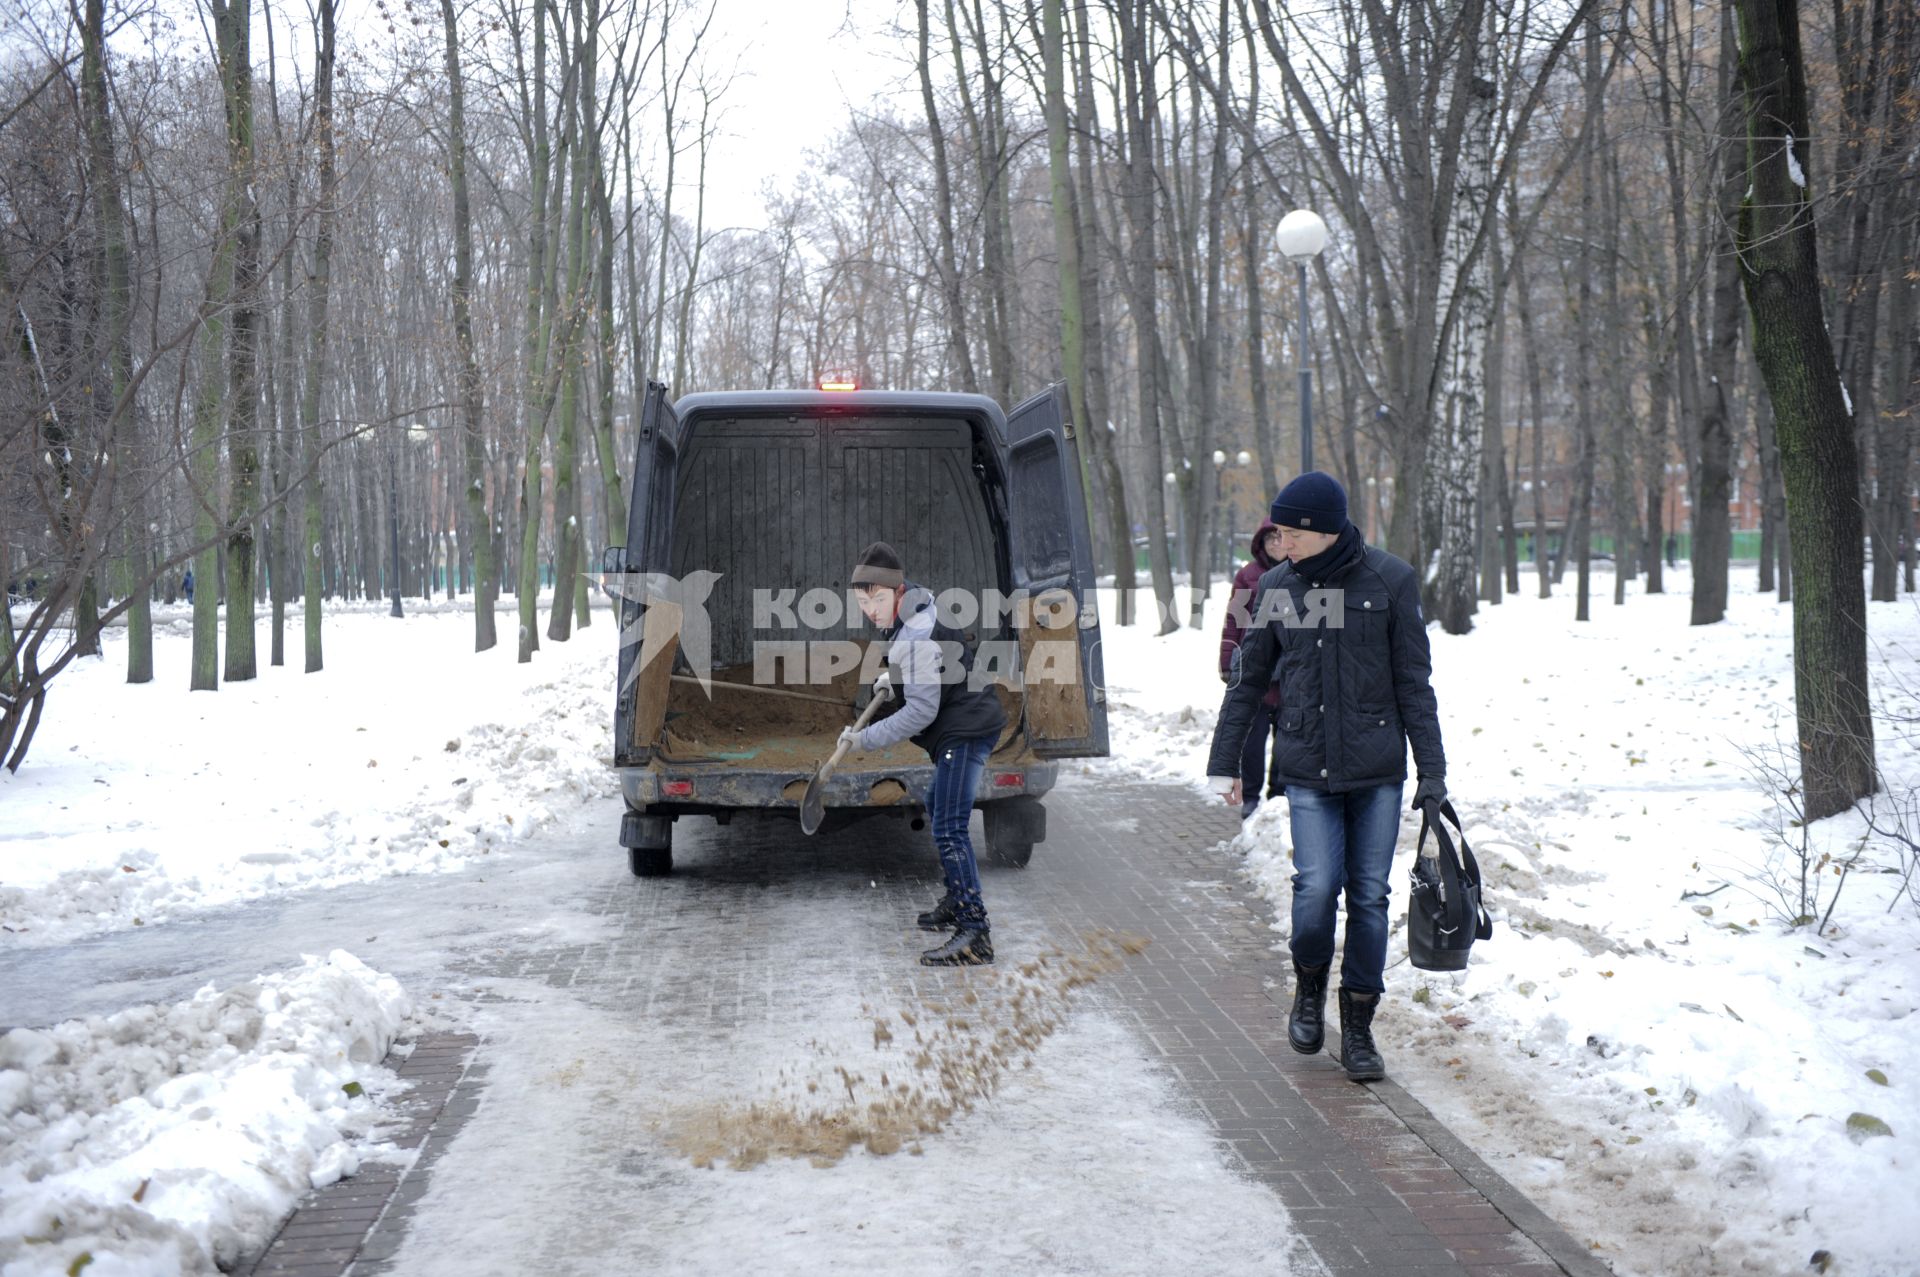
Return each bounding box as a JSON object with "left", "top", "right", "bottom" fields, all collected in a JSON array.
[
  {"left": 0, "top": 950, "right": 412, "bottom": 1277},
  {"left": 1, "top": 603, "right": 619, "bottom": 947}
]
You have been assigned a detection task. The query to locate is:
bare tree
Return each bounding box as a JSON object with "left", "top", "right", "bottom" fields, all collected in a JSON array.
[{"left": 1732, "top": 0, "right": 1877, "bottom": 818}]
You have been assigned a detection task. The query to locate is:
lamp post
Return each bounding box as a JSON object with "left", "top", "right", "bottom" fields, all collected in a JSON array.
[
  {"left": 1211, "top": 450, "right": 1228, "bottom": 576},
  {"left": 1276, "top": 209, "right": 1329, "bottom": 473},
  {"left": 1163, "top": 470, "right": 1179, "bottom": 570},
  {"left": 387, "top": 424, "right": 404, "bottom": 617}
]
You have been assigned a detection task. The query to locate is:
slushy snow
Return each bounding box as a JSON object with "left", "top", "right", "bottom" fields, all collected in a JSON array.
[{"left": 0, "top": 951, "right": 412, "bottom": 1277}]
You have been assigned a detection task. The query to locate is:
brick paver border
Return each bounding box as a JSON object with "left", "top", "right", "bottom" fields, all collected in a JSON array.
[
  {"left": 1029, "top": 779, "right": 1611, "bottom": 1277},
  {"left": 242, "top": 1033, "right": 482, "bottom": 1277}
]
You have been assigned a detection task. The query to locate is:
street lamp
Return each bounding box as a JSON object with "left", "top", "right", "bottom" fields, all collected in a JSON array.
[
  {"left": 1276, "top": 209, "right": 1329, "bottom": 473},
  {"left": 1211, "top": 451, "right": 1228, "bottom": 576},
  {"left": 1163, "top": 470, "right": 1179, "bottom": 568},
  {"left": 387, "top": 424, "right": 406, "bottom": 617}
]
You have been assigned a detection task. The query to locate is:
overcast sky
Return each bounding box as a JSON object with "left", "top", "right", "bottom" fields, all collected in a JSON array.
[
  {"left": 36, "top": 0, "right": 918, "bottom": 232},
  {"left": 664, "top": 0, "right": 914, "bottom": 231}
]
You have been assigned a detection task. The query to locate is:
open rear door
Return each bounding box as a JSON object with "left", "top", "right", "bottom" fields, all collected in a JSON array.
[
  {"left": 611, "top": 381, "right": 681, "bottom": 766},
  {"left": 1004, "top": 382, "right": 1108, "bottom": 757}
]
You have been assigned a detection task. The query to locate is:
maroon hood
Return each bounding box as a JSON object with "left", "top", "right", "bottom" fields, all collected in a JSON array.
[{"left": 1248, "top": 519, "right": 1280, "bottom": 571}]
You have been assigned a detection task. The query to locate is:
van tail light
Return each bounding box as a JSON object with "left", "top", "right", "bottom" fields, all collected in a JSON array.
[
  {"left": 662, "top": 780, "right": 694, "bottom": 798},
  {"left": 992, "top": 772, "right": 1024, "bottom": 790}
]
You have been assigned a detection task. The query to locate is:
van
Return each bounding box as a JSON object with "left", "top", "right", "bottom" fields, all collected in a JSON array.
[{"left": 603, "top": 380, "right": 1110, "bottom": 877}]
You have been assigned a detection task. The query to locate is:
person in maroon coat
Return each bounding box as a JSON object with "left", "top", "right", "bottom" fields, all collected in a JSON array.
[{"left": 1220, "top": 519, "right": 1283, "bottom": 818}]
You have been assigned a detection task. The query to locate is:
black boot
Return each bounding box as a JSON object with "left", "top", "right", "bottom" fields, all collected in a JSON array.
[
  {"left": 917, "top": 896, "right": 959, "bottom": 932},
  {"left": 1288, "top": 962, "right": 1330, "bottom": 1055},
  {"left": 1337, "top": 988, "right": 1385, "bottom": 1081},
  {"left": 921, "top": 927, "right": 993, "bottom": 966}
]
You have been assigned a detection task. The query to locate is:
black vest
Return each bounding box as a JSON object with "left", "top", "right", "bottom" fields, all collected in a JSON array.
[{"left": 873, "top": 600, "right": 1007, "bottom": 760}]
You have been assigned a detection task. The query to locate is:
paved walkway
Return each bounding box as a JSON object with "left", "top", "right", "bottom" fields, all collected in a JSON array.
[{"left": 247, "top": 776, "right": 1606, "bottom": 1277}]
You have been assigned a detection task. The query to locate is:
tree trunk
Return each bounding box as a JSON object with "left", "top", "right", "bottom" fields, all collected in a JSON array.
[
  {"left": 517, "top": 0, "right": 556, "bottom": 663},
  {"left": 214, "top": 0, "right": 261, "bottom": 682},
  {"left": 1116, "top": 0, "right": 1178, "bottom": 633},
  {"left": 1870, "top": 197, "right": 1916, "bottom": 601},
  {"left": 299, "top": 0, "right": 336, "bottom": 672},
  {"left": 547, "top": 0, "right": 595, "bottom": 646},
  {"left": 1512, "top": 235, "right": 1551, "bottom": 598},
  {"left": 1603, "top": 144, "right": 1634, "bottom": 606},
  {"left": 1690, "top": 8, "right": 1745, "bottom": 625},
  {"left": 82, "top": 0, "right": 145, "bottom": 682},
  {"left": 1641, "top": 280, "right": 1673, "bottom": 595},
  {"left": 1480, "top": 218, "right": 1507, "bottom": 607},
  {"left": 1733, "top": 0, "right": 1877, "bottom": 820},
  {"left": 442, "top": 0, "right": 494, "bottom": 651},
  {"left": 1070, "top": 0, "right": 1134, "bottom": 624},
  {"left": 1431, "top": 0, "right": 1496, "bottom": 634},
  {"left": 948, "top": 0, "right": 1014, "bottom": 404},
  {"left": 917, "top": 0, "right": 978, "bottom": 392},
  {"left": 1184, "top": 15, "right": 1230, "bottom": 631},
  {"left": 1042, "top": 0, "right": 1109, "bottom": 609}
]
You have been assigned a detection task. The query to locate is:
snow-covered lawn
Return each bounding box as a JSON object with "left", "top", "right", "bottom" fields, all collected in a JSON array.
[
  {"left": 6, "top": 569, "right": 1918, "bottom": 1277},
  {"left": 1, "top": 599, "right": 619, "bottom": 946},
  {"left": 1097, "top": 566, "right": 1920, "bottom": 1277}
]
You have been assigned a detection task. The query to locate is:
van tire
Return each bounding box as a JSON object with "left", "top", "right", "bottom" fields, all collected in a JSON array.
[
  {"left": 629, "top": 846, "right": 673, "bottom": 877},
  {"left": 984, "top": 797, "right": 1044, "bottom": 868},
  {"left": 987, "top": 837, "right": 1034, "bottom": 869}
]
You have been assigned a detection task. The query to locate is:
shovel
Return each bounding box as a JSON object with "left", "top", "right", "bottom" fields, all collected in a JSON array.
[{"left": 799, "top": 685, "right": 891, "bottom": 836}]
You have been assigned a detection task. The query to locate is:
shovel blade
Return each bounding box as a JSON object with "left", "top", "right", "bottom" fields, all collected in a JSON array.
[{"left": 799, "top": 767, "right": 829, "bottom": 836}]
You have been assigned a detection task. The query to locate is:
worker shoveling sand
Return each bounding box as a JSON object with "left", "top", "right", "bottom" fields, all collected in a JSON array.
[{"left": 661, "top": 930, "right": 1149, "bottom": 1169}]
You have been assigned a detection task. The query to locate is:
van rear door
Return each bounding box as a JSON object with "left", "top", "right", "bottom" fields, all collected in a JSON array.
[
  {"left": 1004, "top": 382, "right": 1109, "bottom": 758},
  {"left": 612, "top": 380, "right": 682, "bottom": 765}
]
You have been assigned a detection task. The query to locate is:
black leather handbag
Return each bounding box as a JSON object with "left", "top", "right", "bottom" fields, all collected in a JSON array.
[{"left": 1407, "top": 799, "right": 1493, "bottom": 971}]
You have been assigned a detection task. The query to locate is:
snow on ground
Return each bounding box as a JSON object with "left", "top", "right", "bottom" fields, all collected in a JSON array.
[
  {"left": 1, "top": 598, "right": 619, "bottom": 947},
  {"left": 0, "top": 950, "right": 414, "bottom": 1277},
  {"left": 1092, "top": 567, "right": 1920, "bottom": 1277},
  {"left": 8, "top": 569, "right": 1920, "bottom": 1277}
]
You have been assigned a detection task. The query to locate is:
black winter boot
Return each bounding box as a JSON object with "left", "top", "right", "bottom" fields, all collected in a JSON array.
[
  {"left": 1288, "top": 963, "right": 1330, "bottom": 1055},
  {"left": 920, "top": 927, "right": 993, "bottom": 966},
  {"left": 917, "top": 896, "right": 959, "bottom": 932},
  {"left": 1337, "top": 988, "right": 1385, "bottom": 1081}
]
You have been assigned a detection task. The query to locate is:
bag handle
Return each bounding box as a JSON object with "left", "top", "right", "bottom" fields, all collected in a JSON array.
[{"left": 1416, "top": 798, "right": 1492, "bottom": 939}]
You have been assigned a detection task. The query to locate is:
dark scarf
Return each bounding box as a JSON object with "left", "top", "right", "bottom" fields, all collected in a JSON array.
[{"left": 1288, "top": 523, "right": 1364, "bottom": 584}]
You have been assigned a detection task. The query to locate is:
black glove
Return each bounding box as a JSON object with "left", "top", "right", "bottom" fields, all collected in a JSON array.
[{"left": 1411, "top": 776, "right": 1447, "bottom": 811}]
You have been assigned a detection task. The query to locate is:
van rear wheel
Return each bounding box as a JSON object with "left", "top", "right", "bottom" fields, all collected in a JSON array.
[
  {"left": 986, "top": 837, "right": 1034, "bottom": 869},
  {"left": 984, "top": 797, "right": 1044, "bottom": 869},
  {"left": 629, "top": 846, "right": 673, "bottom": 877},
  {"left": 622, "top": 810, "right": 673, "bottom": 877}
]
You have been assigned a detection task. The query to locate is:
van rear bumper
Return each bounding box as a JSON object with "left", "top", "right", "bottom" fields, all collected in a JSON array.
[{"left": 616, "top": 758, "right": 1059, "bottom": 814}]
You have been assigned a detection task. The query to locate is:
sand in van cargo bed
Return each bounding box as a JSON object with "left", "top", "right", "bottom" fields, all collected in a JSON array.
[
  {"left": 660, "top": 667, "right": 1023, "bottom": 765},
  {"left": 660, "top": 667, "right": 859, "bottom": 765}
]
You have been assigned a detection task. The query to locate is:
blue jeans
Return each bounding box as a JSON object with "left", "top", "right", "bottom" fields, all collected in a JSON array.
[
  {"left": 1240, "top": 704, "right": 1275, "bottom": 818},
  {"left": 926, "top": 734, "right": 994, "bottom": 930},
  {"left": 1287, "top": 783, "right": 1403, "bottom": 994}
]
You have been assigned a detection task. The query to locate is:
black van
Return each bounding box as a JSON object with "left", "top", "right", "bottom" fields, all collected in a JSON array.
[{"left": 603, "top": 380, "right": 1109, "bottom": 876}]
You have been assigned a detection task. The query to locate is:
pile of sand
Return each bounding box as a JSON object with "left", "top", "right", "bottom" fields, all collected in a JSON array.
[{"left": 662, "top": 930, "right": 1148, "bottom": 1169}]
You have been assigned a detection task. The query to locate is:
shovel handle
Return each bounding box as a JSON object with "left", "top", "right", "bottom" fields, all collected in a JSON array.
[{"left": 819, "top": 686, "right": 892, "bottom": 777}]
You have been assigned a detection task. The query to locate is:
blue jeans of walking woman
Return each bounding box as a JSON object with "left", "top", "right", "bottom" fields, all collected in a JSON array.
[
  {"left": 1287, "top": 782, "right": 1403, "bottom": 994},
  {"left": 927, "top": 734, "right": 995, "bottom": 929}
]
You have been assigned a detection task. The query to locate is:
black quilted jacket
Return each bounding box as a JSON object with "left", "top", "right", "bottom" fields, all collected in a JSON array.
[{"left": 1208, "top": 538, "right": 1445, "bottom": 794}]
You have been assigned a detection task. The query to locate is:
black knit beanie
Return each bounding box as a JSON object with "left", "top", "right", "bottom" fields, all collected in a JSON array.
[
  {"left": 850, "top": 541, "right": 905, "bottom": 588},
  {"left": 1270, "top": 472, "right": 1349, "bottom": 534}
]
